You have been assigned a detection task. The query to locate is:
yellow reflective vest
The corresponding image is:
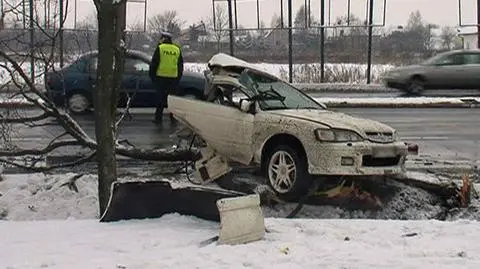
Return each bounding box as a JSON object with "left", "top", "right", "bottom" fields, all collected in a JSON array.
[{"left": 156, "top": 43, "right": 181, "bottom": 78}]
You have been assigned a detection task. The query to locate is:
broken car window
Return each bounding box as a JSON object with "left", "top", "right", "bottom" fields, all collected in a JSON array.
[{"left": 239, "top": 70, "right": 325, "bottom": 111}]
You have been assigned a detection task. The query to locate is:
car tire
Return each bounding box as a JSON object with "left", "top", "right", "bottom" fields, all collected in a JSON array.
[
  {"left": 264, "top": 144, "right": 313, "bottom": 201},
  {"left": 67, "top": 93, "right": 90, "bottom": 114},
  {"left": 406, "top": 77, "right": 424, "bottom": 95}
]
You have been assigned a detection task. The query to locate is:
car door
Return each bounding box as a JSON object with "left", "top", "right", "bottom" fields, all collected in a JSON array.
[
  {"left": 425, "top": 53, "right": 465, "bottom": 89},
  {"left": 459, "top": 52, "right": 480, "bottom": 89},
  {"left": 134, "top": 59, "right": 158, "bottom": 107},
  {"left": 120, "top": 57, "right": 144, "bottom": 107},
  {"left": 168, "top": 94, "right": 255, "bottom": 165},
  {"left": 85, "top": 55, "right": 138, "bottom": 107}
]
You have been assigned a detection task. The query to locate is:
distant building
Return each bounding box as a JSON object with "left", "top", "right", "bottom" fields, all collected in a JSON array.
[{"left": 458, "top": 32, "right": 478, "bottom": 49}]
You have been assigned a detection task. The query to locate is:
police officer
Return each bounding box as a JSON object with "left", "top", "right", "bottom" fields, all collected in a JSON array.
[{"left": 149, "top": 31, "right": 184, "bottom": 124}]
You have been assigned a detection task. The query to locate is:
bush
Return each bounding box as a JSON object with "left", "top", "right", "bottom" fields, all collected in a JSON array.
[
  {"left": 182, "top": 62, "right": 395, "bottom": 84},
  {"left": 278, "top": 63, "right": 394, "bottom": 84}
]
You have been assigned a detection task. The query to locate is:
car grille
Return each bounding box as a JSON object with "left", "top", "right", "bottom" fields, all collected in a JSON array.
[
  {"left": 362, "top": 155, "right": 401, "bottom": 167},
  {"left": 365, "top": 132, "right": 394, "bottom": 143}
]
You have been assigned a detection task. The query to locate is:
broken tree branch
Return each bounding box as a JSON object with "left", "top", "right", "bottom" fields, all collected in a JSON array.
[
  {"left": 0, "top": 151, "right": 96, "bottom": 173},
  {"left": 0, "top": 140, "right": 84, "bottom": 157}
]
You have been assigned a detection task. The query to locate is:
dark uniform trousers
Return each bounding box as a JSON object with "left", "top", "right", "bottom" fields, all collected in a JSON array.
[{"left": 154, "top": 77, "right": 180, "bottom": 121}]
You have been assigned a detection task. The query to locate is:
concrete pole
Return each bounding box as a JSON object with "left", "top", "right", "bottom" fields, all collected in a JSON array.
[{"left": 477, "top": 0, "right": 480, "bottom": 48}]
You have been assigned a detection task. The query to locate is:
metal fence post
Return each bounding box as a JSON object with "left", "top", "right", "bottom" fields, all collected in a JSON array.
[
  {"left": 227, "top": 0, "right": 234, "bottom": 56},
  {"left": 59, "top": 0, "right": 64, "bottom": 68},
  {"left": 320, "top": 0, "right": 325, "bottom": 83},
  {"left": 288, "top": 0, "right": 293, "bottom": 83},
  {"left": 366, "top": 0, "right": 374, "bottom": 84},
  {"left": 29, "top": 0, "right": 34, "bottom": 83}
]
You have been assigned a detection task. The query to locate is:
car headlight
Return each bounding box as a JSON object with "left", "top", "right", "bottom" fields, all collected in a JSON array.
[
  {"left": 392, "top": 130, "right": 399, "bottom": 141},
  {"left": 314, "top": 128, "right": 364, "bottom": 142}
]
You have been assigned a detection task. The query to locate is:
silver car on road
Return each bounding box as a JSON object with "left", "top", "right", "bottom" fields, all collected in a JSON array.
[{"left": 382, "top": 49, "right": 480, "bottom": 95}]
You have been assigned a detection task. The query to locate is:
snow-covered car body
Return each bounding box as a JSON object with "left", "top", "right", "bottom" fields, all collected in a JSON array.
[{"left": 168, "top": 53, "right": 408, "bottom": 200}]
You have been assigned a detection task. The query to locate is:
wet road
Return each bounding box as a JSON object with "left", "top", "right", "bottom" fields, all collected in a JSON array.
[
  {"left": 311, "top": 89, "right": 480, "bottom": 98},
  {"left": 4, "top": 107, "right": 479, "bottom": 163}
]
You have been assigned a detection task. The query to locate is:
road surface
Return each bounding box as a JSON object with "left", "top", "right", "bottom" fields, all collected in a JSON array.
[{"left": 3, "top": 107, "right": 480, "bottom": 163}]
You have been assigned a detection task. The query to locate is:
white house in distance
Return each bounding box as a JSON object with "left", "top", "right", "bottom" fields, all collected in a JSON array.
[{"left": 458, "top": 30, "right": 479, "bottom": 49}]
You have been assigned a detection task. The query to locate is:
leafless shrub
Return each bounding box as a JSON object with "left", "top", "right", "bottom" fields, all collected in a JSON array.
[
  {"left": 0, "top": 0, "right": 198, "bottom": 175},
  {"left": 279, "top": 64, "right": 393, "bottom": 84}
]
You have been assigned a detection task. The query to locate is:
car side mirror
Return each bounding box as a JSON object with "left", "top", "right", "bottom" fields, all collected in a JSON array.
[{"left": 239, "top": 99, "right": 253, "bottom": 113}]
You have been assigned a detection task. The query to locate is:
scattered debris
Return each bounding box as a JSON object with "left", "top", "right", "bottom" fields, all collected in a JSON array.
[
  {"left": 59, "top": 174, "right": 84, "bottom": 193},
  {"left": 402, "top": 232, "right": 418, "bottom": 237}
]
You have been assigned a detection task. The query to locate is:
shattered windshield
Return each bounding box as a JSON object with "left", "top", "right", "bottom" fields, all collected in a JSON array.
[{"left": 238, "top": 70, "right": 326, "bottom": 110}]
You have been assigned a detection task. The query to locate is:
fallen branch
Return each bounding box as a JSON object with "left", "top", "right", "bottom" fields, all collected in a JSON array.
[
  {"left": 0, "top": 140, "right": 83, "bottom": 157},
  {"left": 0, "top": 112, "right": 52, "bottom": 124},
  {"left": 0, "top": 151, "right": 96, "bottom": 173},
  {"left": 116, "top": 145, "right": 200, "bottom": 162},
  {"left": 59, "top": 174, "right": 85, "bottom": 193}
]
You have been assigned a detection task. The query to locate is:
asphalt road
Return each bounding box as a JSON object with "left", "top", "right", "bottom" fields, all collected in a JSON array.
[
  {"left": 3, "top": 107, "right": 479, "bottom": 164},
  {"left": 311, "top": 89, "right": 480, "bottom": 98}
]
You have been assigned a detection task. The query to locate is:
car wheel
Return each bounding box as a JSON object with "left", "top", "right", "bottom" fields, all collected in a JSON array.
[
  {"left": 68, "top": 93, "right": 90, "bottom": 114},
  {"left": 406, "top": 77, "right": 424, "bottom": 95},
  {"left": 265, "top": 144, "right": 313, "bottom": 201}
]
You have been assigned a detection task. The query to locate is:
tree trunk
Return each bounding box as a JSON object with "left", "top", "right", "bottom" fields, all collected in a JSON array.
[{"left": 94, "top": 2, "right": 121, "bottom": 216}]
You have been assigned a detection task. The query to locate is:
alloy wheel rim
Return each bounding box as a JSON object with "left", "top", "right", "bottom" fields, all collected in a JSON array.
[
  {"left": 69, "top": 94, "right": 88, "bottom": 113},
  {"left": 268, "top": 150, "right": 297, "bottom": 193}
]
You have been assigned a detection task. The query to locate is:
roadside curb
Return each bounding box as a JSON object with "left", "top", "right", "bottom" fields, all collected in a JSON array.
[
  {"left": 1, "top": 155, "right": 476, "bottom": 175},
  {"left": 0, "top": 102, "right": 34, "bottom": 109},
  {"left": 323, "top": 102, "right": 480, "bottom": 108},
  {"left": 2, "top": 102, "right": 479, "bottom": 109},
  {"left": 2, "top": 96, "right": 480, "bottom": 109}
]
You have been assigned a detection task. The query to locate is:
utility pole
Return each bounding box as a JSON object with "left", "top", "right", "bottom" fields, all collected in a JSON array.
[
  {"left": 227, "top": 0, "right": 234, "bottom": 56},
  {"left": 288, "top": 0, "right": 293, "bottom": 83},
  {"left": 366, "top": 0, "right": 374, "bottom": 84},
  {"left": 59, "top": 0, "right": 64, "bottom": 67},
  {"left": 29, "top": 0, "right": 34, "bottom": 83},
  {"left": 320, "top": 0, "right": 325, "bottom": 82},
  {"left": 0, "top": 0, "right": 4, "bottom": 30},
  {"left": 477, "top": 0, "right": 480, "bottom": 48}
]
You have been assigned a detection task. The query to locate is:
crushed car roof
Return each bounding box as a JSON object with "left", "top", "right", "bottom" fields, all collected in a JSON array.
[{"left": 207, "top": 53, "right": 278, "bottom": 79}]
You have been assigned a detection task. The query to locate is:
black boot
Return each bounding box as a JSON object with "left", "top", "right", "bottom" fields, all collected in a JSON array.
[{"left": 169, "top": 113, "right": 177, "bottom": 125}]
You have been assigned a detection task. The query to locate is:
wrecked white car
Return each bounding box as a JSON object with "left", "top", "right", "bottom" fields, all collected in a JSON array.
[{"left": 168, "top": 53, "right": 409, "bottom": 201}]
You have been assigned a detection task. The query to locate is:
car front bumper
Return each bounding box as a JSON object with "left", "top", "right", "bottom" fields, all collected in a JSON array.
[
  {"left": 306, "top": 140, "right": 408, "bottom": 176},
  {"left": 382, "top": 76, "right": 407, "bottom": 90}
]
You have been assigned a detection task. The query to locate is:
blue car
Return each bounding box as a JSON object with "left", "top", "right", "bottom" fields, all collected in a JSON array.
[{"left": 45, "top": 49, "right": 206, "bottom": 113}]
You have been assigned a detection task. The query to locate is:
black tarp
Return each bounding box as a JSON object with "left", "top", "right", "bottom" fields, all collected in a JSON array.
[{"left": 100, "top": 180, "right": 246, "bottom": 222}]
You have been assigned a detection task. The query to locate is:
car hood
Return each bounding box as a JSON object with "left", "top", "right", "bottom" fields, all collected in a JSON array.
[{"left": 267, "top": 109, "right": 395, "bottom": 134}]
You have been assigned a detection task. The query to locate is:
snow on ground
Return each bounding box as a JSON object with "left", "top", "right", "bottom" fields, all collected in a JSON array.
[
  {"left": 2, "top": 216, "right": 480, "bottom": 269},
  {"left": 0, "top": 175, "right": 478, "bottom": 269},
  {"left": 0, "top": 61, "right": 392, "bottom": 87},
  {"left": 2, "top": 95, "right": 480, "bottom": 107},
  {"left": 1, "top": 172, "right": 480, "bottom": 268}
]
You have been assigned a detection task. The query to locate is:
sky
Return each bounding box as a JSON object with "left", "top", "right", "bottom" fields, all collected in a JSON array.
[
  {"left": 59, "top": 0, "right": 478, "bottom": 31},
  {"left": 3, "top": 0, "right": 478, "bottom": 32}
]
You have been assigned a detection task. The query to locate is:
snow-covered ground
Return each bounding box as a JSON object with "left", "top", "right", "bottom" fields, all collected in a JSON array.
[
  {"left": 2, "top": 215, "right": 480, "bottom": 269},
  {"left": 1, "top": 172, "right": 480, "bottom": 268},
  {"left": 0, "top": 60, "right": 392, "bottom": 87},
  {"left": 2, "top": 94, "right": 480, "bottom": 108}
]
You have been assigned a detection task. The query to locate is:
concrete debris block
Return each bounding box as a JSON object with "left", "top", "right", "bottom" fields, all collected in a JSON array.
[{"left": 217, "top": 194, "right": 265, "bottom": 245}]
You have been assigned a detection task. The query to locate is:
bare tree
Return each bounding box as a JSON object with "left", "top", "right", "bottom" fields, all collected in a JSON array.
[
  {"left": 76, "top": 11, "right": 98, "bottom": 30},
  {"left": 147, "top": 10, "right": 185, "bottom": 42},
  {"left": 206, "top": 5, "right": 229, "bottom": 51},
  {"left": 0, "top": 0, "right": 199, "bottom": 216},
  {"left": 440, "top": 26, "right": 457, "bottom": 50}
]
